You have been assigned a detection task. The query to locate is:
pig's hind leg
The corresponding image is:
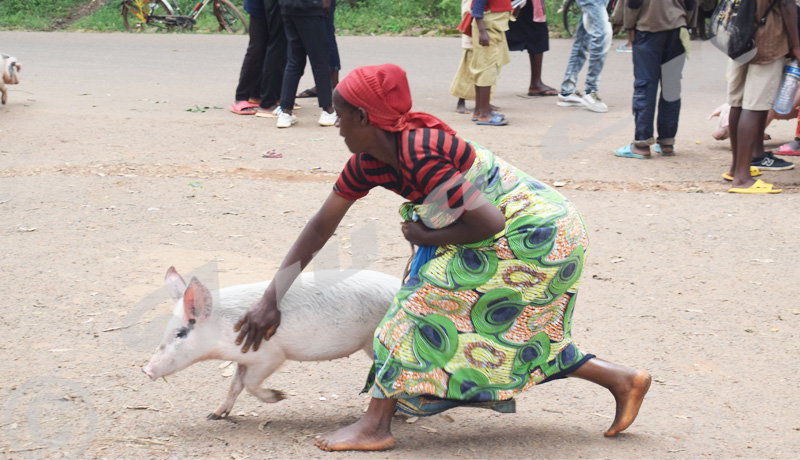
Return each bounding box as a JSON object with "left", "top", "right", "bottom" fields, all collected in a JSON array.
[
  {"left": 208, "top": 364, "right": 248, "bottom": 420},
  {"left": 243, "top": 353, "right": 287, "bottom": 404}
]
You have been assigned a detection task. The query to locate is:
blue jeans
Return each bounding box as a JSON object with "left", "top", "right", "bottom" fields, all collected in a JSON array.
[
  {"left": 631, "top": 29, "right": 685, "bottom": 147},
  {"left": 560, "top": 0, "right": 612, "bottom": 96}
]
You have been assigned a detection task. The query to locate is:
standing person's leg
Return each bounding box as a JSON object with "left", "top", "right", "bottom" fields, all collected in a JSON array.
[
  {"left": 258, "top": 0, "right": 287, "bottom": 112},
  {"left": 525, "top": 17, "right": 556, "bottom": 96},
  {"left": 508, "top": 0, "right": 554, "bottom": 96},
  {"left": 731, "top": 109, "right": 770, "bottom": 187},
  {"left": 727, "top": 60, "right": 783, "bottom": 192},
  {"left": 746, "top": 59, "right": 795, "bottom": 172},
  {"left": 298, "top": 0, "right": 340, "bottom": 97},
  {"left": 234, "top": 15, "right": 268, "bottom": 106},
  {"left": 579, "top": 0, "right": 612, "bottom": 112},
  {"left": 655, "top": 29, "right": 686, "bottom": 155},
  {"left": 277, "top": 15, "right": 306, "bottom": 126},
  {"left": 729, "top": 105, "right": 742, "bottom": 176},
  {"left": 528, "top": 52, "right": 554, "bottom": 94},
  {"left": 327, "top": 0, "right": 340, "bottom": 88},
  {"left": 293, "top": 14, "right": 335, "bottom": 125},
  {"left": 471, "top": 12, "right": 510, "bottom": 125},
  {"left": 450, "top": 46, "right": 476, "bottom": 113},
  {"left": 616, "top": 30, "right": 660, "bottom": 158},
  {"left": 559, "top": 15, "right": 589, "bottom": 101}
]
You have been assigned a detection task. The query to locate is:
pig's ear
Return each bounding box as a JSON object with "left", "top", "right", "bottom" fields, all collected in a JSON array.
[
  {"left": 183, "top": 277, "right": 213, "bottom": 323},
  {"left": 165, "top": 266, "right": 187, "bottom": 301}
]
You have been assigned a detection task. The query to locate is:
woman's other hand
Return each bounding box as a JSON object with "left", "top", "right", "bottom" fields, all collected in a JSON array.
[{"left": 401, "top": 220, "right": 430, "bottom": 246}]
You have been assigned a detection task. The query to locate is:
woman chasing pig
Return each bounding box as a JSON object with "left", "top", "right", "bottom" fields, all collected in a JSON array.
[{"left": 234, "top": 63, "right": 651, "bottom": 452}]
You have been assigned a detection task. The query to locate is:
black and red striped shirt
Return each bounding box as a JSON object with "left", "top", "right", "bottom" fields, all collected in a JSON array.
[{"left": 333, "top": 129, "right": 480, "bottom": 212}]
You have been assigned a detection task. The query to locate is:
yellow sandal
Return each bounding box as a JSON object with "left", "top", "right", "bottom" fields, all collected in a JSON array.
[{"left": 722, "top": 166, "right": 762, "bottom": 181}]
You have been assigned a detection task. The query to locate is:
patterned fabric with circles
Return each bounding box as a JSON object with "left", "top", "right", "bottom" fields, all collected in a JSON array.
[{"left": 372, "top": 144, "right": 591, "bottom": 415}]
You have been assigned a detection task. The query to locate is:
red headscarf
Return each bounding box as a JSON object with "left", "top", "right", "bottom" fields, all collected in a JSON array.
[{"left": 337, "top": 64, "right": 456, "bottom": 135}]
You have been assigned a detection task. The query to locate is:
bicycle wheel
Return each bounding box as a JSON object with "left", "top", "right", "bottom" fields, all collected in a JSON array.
[
  {"left": 562, "top": 0, "right": 581, "bottom": 38},
  {"left": 122, "top": 0, "right": 174, "bottom": 32},
  {"left": 214, "top": 0, "right": 248, "bottom": 34}
]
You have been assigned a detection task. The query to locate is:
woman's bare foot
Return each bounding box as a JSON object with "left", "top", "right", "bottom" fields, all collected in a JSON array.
[
  {"left": 314, "top": 417, "right": 395, "bottom": 452},
  {"left": 314, "top": 397, "right": 397, "bottom": 452},
  {"left": 604, "top": 369, "right": 651, "bottom": 437},
  {"left": 568, "top": 358, "right": 651, "bottom": 436}
]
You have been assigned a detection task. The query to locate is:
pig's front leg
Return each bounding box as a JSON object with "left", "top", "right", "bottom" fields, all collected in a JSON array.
[
  {"left": 243, "top": 353, "right": 286, "bottom": 404},
  {"left": 208, "top": 364, "right": 247, "bottom": 420}
]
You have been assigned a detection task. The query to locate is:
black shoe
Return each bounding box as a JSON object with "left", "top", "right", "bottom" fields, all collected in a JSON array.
[{"left": 752, "top": 152, "right": 795, "bottom": 171}]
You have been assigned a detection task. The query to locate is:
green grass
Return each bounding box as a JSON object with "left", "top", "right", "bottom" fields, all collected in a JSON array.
[
  {"left": 70, "top": 2, "right": 127, "bottom": 32},
  {"left": 0, "top": 0, "right": 89, "bottom": 29},
  {"left": 0, "top": 0, "right": 582, "bottom": 36},
  {"left": 335, "top": 0, "right": 460, "bottom": 36}
]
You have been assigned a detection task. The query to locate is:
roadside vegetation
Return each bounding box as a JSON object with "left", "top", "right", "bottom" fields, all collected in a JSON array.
[{"left": 0, "top": 0, "right": 574, "bottom": 36}]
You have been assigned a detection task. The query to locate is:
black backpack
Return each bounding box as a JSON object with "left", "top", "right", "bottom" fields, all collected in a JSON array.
[{"left": 708, "top": 0, "right": 780, "bottom": 63}]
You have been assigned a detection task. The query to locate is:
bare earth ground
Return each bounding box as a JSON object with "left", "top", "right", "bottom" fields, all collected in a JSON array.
[{"left": 1, "top": 31, "right": 800, "bottom": 459}]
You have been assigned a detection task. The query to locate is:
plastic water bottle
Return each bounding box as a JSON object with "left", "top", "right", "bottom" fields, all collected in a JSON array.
[{"left": 773, "top": 59, "right": 800, "bottom": 114}]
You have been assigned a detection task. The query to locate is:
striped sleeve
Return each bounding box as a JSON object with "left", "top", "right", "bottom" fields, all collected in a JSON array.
[
  {"left": 333, "top": 154, "right": 375, "bottom": 201},
  {"left": 402, "top": 129, "right": 481, "bottom": 214}
]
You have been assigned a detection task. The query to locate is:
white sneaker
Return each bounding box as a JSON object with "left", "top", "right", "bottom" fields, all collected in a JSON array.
[
  {"left": 318, "top": 109, "right": 337, "bottom": 126},
  {"left": 557, "top": 90, "right": 584, "bottom": 107},
  {"left": 581, "top": 92, "right": 608, "bottom": 113},
  {"left": 276, "top": 112, "right": 297, "bottom": 128}
]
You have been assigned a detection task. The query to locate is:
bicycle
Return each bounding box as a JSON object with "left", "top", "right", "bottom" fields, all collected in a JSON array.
[
  {"left": 560, "top": 0, "right": 616, "bottom": 38},
  {"left": 121, "top": 0, "right": 248, "bottom": 34}
]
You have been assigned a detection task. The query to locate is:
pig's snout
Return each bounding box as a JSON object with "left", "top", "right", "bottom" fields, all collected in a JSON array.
[{"left": 142, "top": 366, "right": 156, "bottom": 381}]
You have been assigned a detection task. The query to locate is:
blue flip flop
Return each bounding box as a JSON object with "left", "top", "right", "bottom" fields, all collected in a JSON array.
[
  {"left": 472, "top": 111, "right": 505, "bottom": 122},
  {"left": 476, "top": 113, "right": 509, "bottom": 126},
  {"left": 614, "top": 144, "right": 650, "bottom": 159},
  {"left": 654, "top": 144, "right": 676, "bottom": 156}
]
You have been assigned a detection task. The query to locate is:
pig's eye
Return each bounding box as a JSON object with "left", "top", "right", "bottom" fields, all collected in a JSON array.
[{"left": 175, "top": 319, "right": 195, "bottom": 339}]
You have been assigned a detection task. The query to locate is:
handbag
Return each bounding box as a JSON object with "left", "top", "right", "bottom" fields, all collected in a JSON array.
[
  {"left": 457, "top": 12, "right": 473, "bottom": 37},
  {"left": 708, "top": 0, "right": 780, "bottom": 63}
]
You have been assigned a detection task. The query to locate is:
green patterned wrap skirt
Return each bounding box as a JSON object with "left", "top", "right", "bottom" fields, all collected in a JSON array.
[{"left": 369, "top": 143, "right": 593, "bottom": 416}]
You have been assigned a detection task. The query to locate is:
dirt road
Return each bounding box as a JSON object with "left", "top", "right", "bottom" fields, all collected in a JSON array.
[{"left": 1, "top": 31, "right": 799, "bottom": 459}]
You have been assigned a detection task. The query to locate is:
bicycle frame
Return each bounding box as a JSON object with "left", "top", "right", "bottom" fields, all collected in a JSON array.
[
  {"left": 140, "top": 0, "right": 217, "bottom": 28},
  {"left": 122, "top": 0, "right": 248, "bottom": 34},
  {"left": 182, "top": 0, "right": 216, "bottom": 21}
]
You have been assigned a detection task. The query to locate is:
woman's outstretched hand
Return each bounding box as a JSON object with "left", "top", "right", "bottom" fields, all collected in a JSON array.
[{"left": 234, "top": 297, "right": 281, "bottom": 353}]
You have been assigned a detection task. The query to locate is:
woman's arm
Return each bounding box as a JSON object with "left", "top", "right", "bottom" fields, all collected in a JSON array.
[
  {"left": 234, "top": 191, "right": 355, "bottom": 352},
  {"left": 401, "top": 199, "right": 505, "bottom": 247}
]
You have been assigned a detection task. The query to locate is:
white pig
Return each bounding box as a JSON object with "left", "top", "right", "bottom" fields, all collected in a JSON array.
[
  {"left": 142, "top": 267, "right": 400, "bottom": 419},
  {"left": 1, "top": 53, "right": 21, "bottom": 105}
]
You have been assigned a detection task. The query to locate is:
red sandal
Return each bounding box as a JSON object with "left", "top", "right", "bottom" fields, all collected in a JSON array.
[
  {"left": 773, "top": 143, "right": 800, "bottom": 156},
  {"left": 229, "top": 100, "right": 259, "bottom": 115}
]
